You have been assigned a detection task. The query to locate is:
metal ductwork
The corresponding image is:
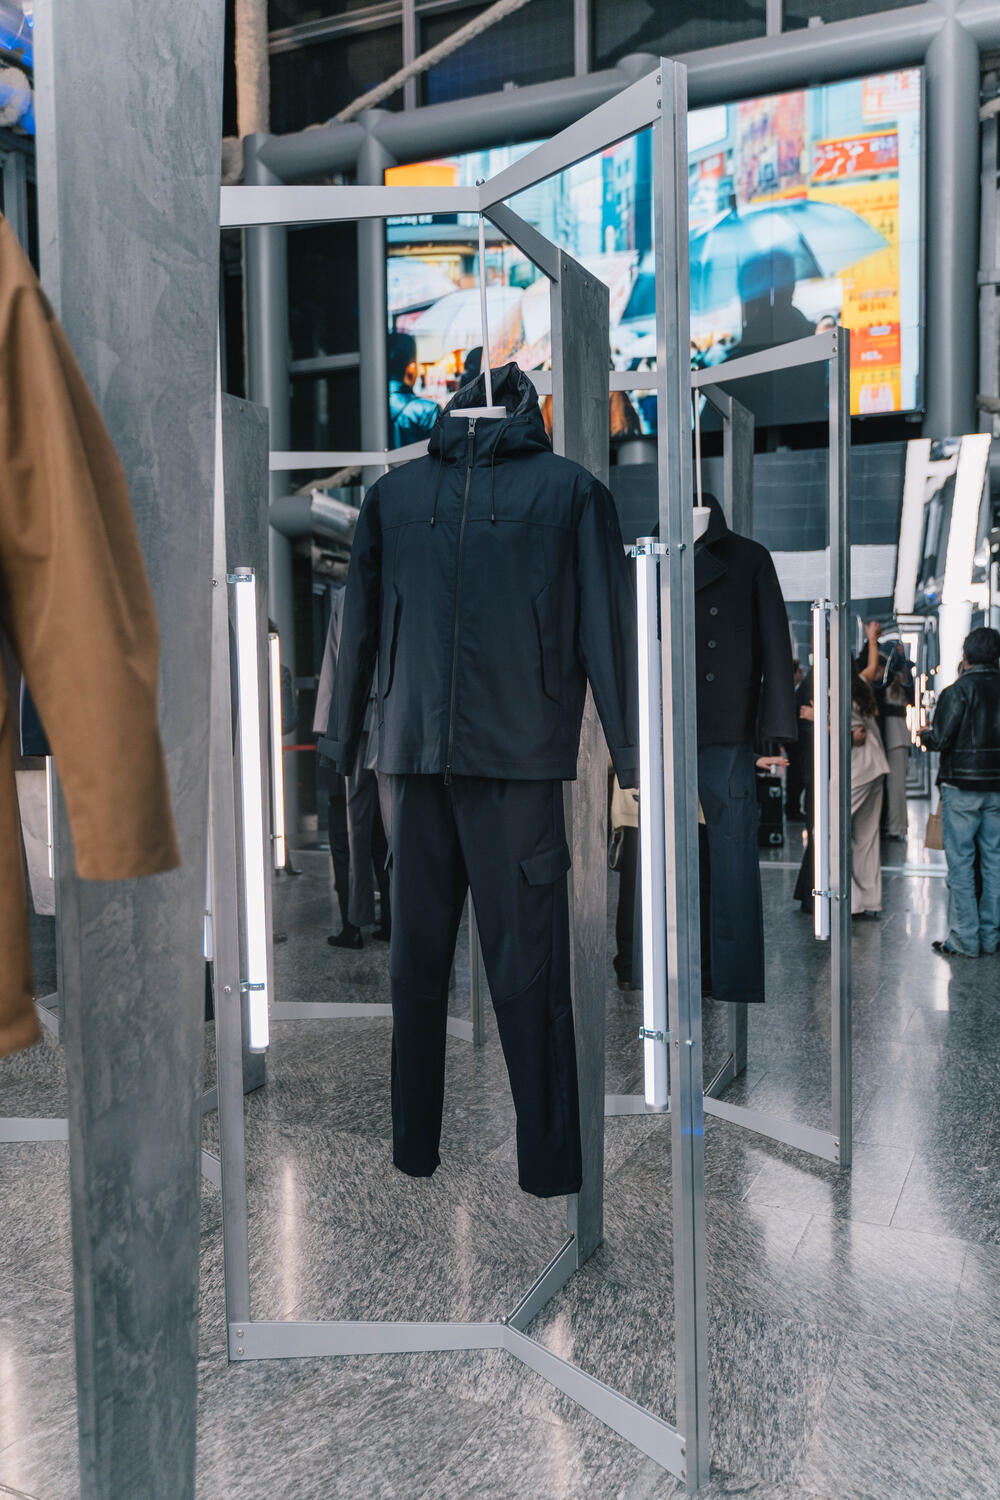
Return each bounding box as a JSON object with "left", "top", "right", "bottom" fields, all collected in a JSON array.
[{"left": 268, "top": 487, "right": 360, "bottom": 543}]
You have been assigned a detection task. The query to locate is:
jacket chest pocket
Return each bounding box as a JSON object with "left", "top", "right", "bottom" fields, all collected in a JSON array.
[
  {"left": 380, "top": 586, "right": 402, "bottom": 701},
  {"left": 532, "top": 579, "right": 563, "bottom": 705}
]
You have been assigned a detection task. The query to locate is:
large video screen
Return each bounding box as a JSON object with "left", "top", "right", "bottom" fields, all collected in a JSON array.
[{"left": 385, "top": 68, "right": 922, "bottom": 438}]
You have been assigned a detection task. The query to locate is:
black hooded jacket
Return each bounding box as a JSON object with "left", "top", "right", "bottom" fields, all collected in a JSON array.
[
  {"left": 694, "top": 494, "right": 797, "bottom": 748},
  {"left": 320, "top": 363, "right": 638, "bottom": 786}
]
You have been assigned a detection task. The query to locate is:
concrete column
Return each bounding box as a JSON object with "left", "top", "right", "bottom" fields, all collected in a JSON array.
[
  {"left": 33, "top": 2, "right": 224, "bottom": 1496},
  {"left": 243, "top": 134, "right": 299, "bottom": 836},
  {"left": 924, "top": 15, "right": 981, "bottom": 436},
  {"left": 357, "top": 113, "right": 394, "bottom": 488}
]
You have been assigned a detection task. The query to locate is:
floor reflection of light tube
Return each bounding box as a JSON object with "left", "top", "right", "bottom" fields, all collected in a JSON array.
[
  {"left": 44, "top": 755, "right": 54, "bottom": 879},
  {"left": 267, "top": 632, "right": 286, "bottom": 871},
  {"left": 231, "top": 567, "right": 270, "bottom": 1053},
  {"left": 812, "top": 602, "right": 830, "bottom": 942}
]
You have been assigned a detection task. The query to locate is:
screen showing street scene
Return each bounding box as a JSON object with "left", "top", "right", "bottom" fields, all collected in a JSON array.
[{"left": 384, "top": 68, "right": 922, "bottom": 443}]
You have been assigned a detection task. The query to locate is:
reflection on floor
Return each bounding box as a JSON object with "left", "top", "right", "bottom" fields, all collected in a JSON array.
[{"left": 2, "top": 809, "right": 999, "bottom": 1498}]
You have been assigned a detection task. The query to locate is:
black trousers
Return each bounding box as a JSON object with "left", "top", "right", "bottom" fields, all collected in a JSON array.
[
  {"left": 388, "top": 774, "right": 582, "bottom": 1198},
  {"left": 698, "top": 743, "right": 765, "bottom": 1004},
  {"left": 327, "top": 790, "right": 350, "bottom": 929},
  {"left": 614, "top": 825, "right": 638, "bottom": 984}
]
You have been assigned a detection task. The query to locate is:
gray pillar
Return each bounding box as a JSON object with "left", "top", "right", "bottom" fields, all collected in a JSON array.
[
  {"left": 243, "top": 135, "right": 299, "bottom": 836},
  {"left": 551, "top": 254, "right": 610, "bottom": 1266},
  {"left": 33, "top": 3, "right": 224, "bottom": 1497},
  {"left": 924, "top": 15, "right": 980, "bottom": 436},
  {"left": 357, "top": 113, "right": 394, "bottom": 488}
]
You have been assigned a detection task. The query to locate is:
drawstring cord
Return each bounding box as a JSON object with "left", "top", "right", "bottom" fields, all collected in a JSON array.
[
  {"left": 430, "top": 454, "right": 443, "bottom": 526},
  {"left": 489, "top": 447, "right": 497, "bottom": 523}
]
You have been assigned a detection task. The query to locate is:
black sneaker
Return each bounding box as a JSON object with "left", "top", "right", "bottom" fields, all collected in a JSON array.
[{"left": 328, "top": 926, "right": 363, "bottom": 949}]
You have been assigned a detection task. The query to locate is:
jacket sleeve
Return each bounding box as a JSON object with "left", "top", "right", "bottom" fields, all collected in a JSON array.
[
  {"left": 576, "top": 476, "right": 639, "bottom": 788},
  {"left": 318, "top": 488, "right": 381, "bottom": 774},
  {"left": 755, "top": 548, "right": 798, "bottom": 745},
  {"left": 922, "top": 681, "right": 961, "bottom": 753},
  {"left": 311, "top": 587, "right": 344, "bottom": 736},
  {"left": 0, "top": 221, "right": 180, "bottom": 880}
]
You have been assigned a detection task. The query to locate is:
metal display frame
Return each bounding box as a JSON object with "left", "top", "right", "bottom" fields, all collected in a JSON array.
[
  {"left": 608, "top": 333, "right": 853, "bottom": 1171},
  {"left": 213, "top": 62, "right": 710, "bottom": 1490}
]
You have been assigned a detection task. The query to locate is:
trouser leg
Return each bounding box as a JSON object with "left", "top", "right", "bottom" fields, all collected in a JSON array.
[
  {"left": 886, "top": 745, "right": 909, "bottom": 836},
  {"left": 327, "top": 789, "right": 350, "bottom": 929},
  {"left": 614, "top": 825, "right": 638, "bottom": 984},
  {"left": 388, "top": 775, "right": 467, "bottom": 1177},
  {"left": 942, "top": 785, "right": 984, "bottom": 954},
  {"left": 851, "top": 776, "right": 884, "bottom": 913},
  {"left": 455, "top": 777, "right": 582, "bottom": 1198},
  {"left": 977, "top": 792, "right": 1000, "bottom": 954},
  {"left": 698, "top": 743, "right": 764, "bottom": 1004},
  {"left": 370, "top": 794, "right": 390, "bottom": 931},
  {"left": 346, "top": 763, "right": 377, "bottom": 928}
]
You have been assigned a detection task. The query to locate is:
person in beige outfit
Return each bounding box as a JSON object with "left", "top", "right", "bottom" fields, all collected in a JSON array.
[
  {"left": 851, "top": 659, "right": 890, "bottom": 917},
  {"left": 0, "top": 217, "right": 179, "bottom": 1059}
]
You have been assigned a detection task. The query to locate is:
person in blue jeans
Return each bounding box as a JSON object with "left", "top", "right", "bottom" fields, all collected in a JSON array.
[{"left": 922, "top": 626, "right": 1000, "bottom": 957}]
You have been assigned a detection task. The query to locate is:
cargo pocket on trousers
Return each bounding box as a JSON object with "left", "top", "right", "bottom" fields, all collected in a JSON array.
[{"left": 519, "top": 841, "right": 572, "bottom": 886}]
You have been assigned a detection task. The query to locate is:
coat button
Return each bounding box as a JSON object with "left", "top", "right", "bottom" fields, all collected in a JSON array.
[
  {"left": 705, "top": 672, "right": 715, "bottom": 682},
  {"left": 709, "top": 606, "right": 719, "bottom": 616},
  {"left": 707, "top": 640, "right": 717, "bottom": 649}
]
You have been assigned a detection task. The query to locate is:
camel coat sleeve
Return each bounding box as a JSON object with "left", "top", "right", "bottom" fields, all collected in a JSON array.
[{"left": 0, "top": 217, "right": 180, "bottom": 1059}]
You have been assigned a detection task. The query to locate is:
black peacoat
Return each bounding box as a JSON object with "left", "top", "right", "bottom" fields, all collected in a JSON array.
[{"left": 694, "top": 494, "right": 797, "bottom": 748}]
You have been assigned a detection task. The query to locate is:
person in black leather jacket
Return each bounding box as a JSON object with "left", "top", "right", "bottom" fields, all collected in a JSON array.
[{"left": 922, "top": 626, "right": 1000, "bottom": 957}]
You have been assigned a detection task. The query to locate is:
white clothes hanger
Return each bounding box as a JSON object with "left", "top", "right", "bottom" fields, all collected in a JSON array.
[{"left": 450, "top": 192, "right": 506, "bottom": 421}]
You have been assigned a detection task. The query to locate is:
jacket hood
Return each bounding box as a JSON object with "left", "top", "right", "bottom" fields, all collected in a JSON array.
[{"left": 428, "top": 362, "right": 551, "bottom": 465}]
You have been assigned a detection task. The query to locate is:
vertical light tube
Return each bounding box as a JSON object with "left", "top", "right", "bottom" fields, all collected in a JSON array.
[
  {"left": 812, "top": 601, "right": 830, "bottom": 942},
  {"left": 44, "top": 755, "right": 54, "bottom": 880},
  {"left": 231, "top": 566, "right": 270, "bottom": 1052},
  {"left": 267, "top": 632, "right": 286, "bottom": 871},
  {"left": 635, "top": 541, "right": 669, "bottom": 1108}
]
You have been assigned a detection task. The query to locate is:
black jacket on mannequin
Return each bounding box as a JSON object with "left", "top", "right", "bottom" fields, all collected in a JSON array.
[
  {"left": 695, "top": 494, "right": 797, "bottom": 748},
  {"left": 320, "top": 363, "right": 638, "bottom": 787}
]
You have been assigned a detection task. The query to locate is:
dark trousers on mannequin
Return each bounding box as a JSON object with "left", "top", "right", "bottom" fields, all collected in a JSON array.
[
  {"left": 388, "top": 773, "right": 582, "bottom": 1198},
  {"left": 698, "top": 743, "right": 765, "bottom": 1005},
  {"left": 614, "top": 826, "right": 638, "bottom": 986}
]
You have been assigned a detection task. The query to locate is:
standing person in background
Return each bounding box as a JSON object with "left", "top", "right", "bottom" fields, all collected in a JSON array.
[
  {"left": 784, "top": 658, "right": 807, "bottom": 821},
  {"left": 879, "top": 639, "right": 915, "bottom": 841},
  {"left": 922, "top": 626, "right": 1000, "bottom": 957},
  {"left": 851, "top": 655, "right": 889, "bottom": 918},
  {"left": 388, "top": 332, "right": 439, "bottom": 448}
]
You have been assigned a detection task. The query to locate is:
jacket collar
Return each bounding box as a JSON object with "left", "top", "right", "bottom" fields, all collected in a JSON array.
[
  {"left": 694, "top": 492, "right": 728, "bottom": 592},
  {"left": 427, "top": 362, "right": 551, "bottom": 466}
]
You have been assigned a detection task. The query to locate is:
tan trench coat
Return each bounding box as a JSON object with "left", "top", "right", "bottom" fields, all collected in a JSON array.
[{"left": 0, "top": 217, "right": 180, "bottom": 1059}]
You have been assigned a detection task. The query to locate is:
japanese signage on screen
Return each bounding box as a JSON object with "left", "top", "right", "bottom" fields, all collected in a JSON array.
[{"left": 385, "top": 68, "right": 922, "bottom": 436}]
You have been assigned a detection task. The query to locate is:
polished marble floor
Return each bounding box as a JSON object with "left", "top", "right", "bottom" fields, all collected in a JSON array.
[{"left": 2, "top": 808, "right": 999, "bottom": 1498}]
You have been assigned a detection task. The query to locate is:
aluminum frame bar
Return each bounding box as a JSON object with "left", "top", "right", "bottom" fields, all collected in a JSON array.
[
  {"left": 0, "top": 1117, "right": 69, "bottom": 1142},
  {"left": 634, "top": 540, "right": 669, "bottom": 1109},
  {"left": 226, "top": 1316, "right": 685, "bottom": 1474},
  {"left": 813, "top": 601, "right": 832, "bottom": 942},
  {"left": 690, "top": 329, "right": 836, "bottom": 388},
  {"left": 221, "top": 183, "right": 480, "bottom": 228},
  {"left": 506, "top": 1235, "right": 578, "bottom": 1332},
  {"left": 653, "top": 61, "right": 709, "bottom": 1493},
  {"left": 829, "top": 331, "right": 853, "bottom": 1170},
  {"left": 269, "top": 441, "right": 428, "bottom": 470},
  {"left": 477, "top": 69, "right": 662, "bottom": 210},
  {"left": 702, "top": 1097, "right": 840, "bottom": 1163}
]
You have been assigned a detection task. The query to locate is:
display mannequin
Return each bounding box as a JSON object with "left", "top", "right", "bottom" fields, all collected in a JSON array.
[
  {"left": 321, "top": 362, "right": 638, "bottom": 1197},
  {"left": 694, "top": 492, "right": 797, "bottom": 1005}
]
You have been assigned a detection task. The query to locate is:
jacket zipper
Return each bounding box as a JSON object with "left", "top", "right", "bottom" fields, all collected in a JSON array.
[{"left": 444, "top": 419, "right": 476, "bottom": 784}]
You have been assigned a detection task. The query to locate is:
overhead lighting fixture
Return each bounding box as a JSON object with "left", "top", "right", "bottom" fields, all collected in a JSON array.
[
  {"left": 230, "top": 566, "right": 270, "bottom": 1052},
  {"left": 268, "top": 632, "right": 287, "bottom": 872}
]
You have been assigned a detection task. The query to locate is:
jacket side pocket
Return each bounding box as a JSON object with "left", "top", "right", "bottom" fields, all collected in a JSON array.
[
  {"left": 532, "top": 579, "right": 562, "bottom": 705},
  {"left": 380, "top": 586, "right": 402, "bottom": 702}
]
